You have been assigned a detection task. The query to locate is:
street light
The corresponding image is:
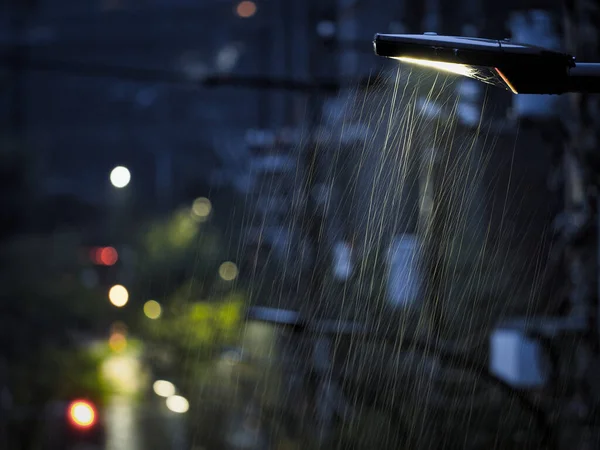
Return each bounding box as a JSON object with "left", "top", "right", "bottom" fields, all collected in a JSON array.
[
  {"left": 373, "top": 33, "right": 600, "bottom": 94},
  {"left": 108, "top": 284, "right": 129, "bottom": 307},
  {"left": 109, "top": 166, "right": 131, "bottom": 188},
  {"left": 166, "top": 395, "right": 189, "bottom": 413}
]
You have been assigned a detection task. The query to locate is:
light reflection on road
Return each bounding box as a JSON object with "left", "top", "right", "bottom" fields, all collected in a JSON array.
[
  {"left": 105, "top": 396, "right": 140, "bottom": 450},
  {"left": 104, "top": 395, "right": 189, "bottom": 450}
]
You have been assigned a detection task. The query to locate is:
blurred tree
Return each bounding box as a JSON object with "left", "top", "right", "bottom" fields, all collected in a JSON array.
[{"left": 130, "top": 198, "right": 249, "bottom": 447}]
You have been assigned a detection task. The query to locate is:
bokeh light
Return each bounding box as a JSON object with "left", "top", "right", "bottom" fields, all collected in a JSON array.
[
  {"left": 218, "top": 261, "right": 239, "bottom": 281},
  {"left": 109, "top": 284, "right": 129, "bottom": 307},
  {"left": 235, "top": 0, "right": 256, "bottom": 18},
  {"left": 90, "top": 246, "right": 118, "bottom": 265},
  {"left": 68, "top": 400, "right": 96, "bottom": 428},
  {"left": 100, "top": 247, "right": 118, "bottom": 265},
  {"left": 108, "top": 332, "right": 127, "bottom": 352},
  {"left": 191, "top": 197, "right": 212, "bottom": 221},
  {"left": 166, "top": 395, "right": 189, "bottom": 413},
  {"left": 153, "top": 380, "right": 176, "bottom": 397},
  {"left": 143, "top": 300, "right": 162, "bottom": 319},
  {"left": 110, "top": 166, "right": 131, "bottom": 188},
  {"left": 101, "top": 354, "right": 142, "bottom": 396}
]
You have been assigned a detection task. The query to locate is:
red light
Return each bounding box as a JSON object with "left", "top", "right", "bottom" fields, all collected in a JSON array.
[
  {"left": 90, "top": 246, "right": 118, "bottom": 266},
  {"left": 99, "top": 247, "right": 118, "bottom": 266},
  {"left": 68, "top": 400, "right": 96, "bottom": 429},
  {"left": 236, "top": 0, "right": 257, "bottom": 18}
]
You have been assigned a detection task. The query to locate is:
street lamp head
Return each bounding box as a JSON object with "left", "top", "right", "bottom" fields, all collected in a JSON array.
[{"left": 372, "top": 33, "right": 594, "bottom": 95}]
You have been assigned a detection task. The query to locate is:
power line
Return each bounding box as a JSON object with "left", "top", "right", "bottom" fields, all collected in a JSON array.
[{"left": 0, "top": 55, "right": 381, "bottom": 92}]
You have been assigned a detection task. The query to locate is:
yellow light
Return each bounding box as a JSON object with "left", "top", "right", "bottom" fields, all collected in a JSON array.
[
  {"left": 166, "top": 395, "right": 189, "bottom": 413},
  {"left": 101, "top": 355, "right": 142, "bottom": 395},
  {"left": 191, "top": 197, "right": 212, "bottom": 221},
  {"left": 394, "top": 57, "right": 475, "bottom": 78},
  {"left": 218, "top": 261, "right": 238, "bottom": 281},
  {"left": 153, "top": 380, "right": 176, "bottom": 398},
  {"left": 68, "top": 400, "right": 96, "bottom": 428},
  {"left": 109, "top": 332, "right": 127, "bottom": 352},
  {"left": 109, "top": 284, "right": 129, "bottom": 307},
  {"left": 143, "top": 300, "right": 162, "bottom": 319},
  {"left": 494, "top": 68, "right": 518, "bottom": 94}
]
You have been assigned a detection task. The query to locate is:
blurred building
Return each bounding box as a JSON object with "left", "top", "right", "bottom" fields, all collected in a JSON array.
[{"left": 1, "top": 0, "right": 564, "bottom": 307}]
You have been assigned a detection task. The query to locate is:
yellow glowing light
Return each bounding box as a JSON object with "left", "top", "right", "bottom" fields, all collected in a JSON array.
[
  {"left": 109, "top": 332, "right": 127, "bottom": 352},
  {"left": 218, "top": 261, "right": 238, "bottom": 281},
  {"left": 153, "top": 380, "right": 176, "bottom": 398},
  {"left": 191, "top": 197, "right": 212, "bottom": 221},
  {"left": 494, "top": 68, "right": 518, "bottom": 94},
  {"left": 101, "top": 355, "right": 142, "bottom": 395},
  {"left": 166, "top": 395, "right": 189, "bottom": 413},
  {"left": 143, "top": 300, "right": 162, "bottom": 319},
  {"left": 394, "top": 57, "right": 475, "bottom": 78},
  {"left": 235, "top": 0, "right": 256, "bottom": 18},
  {"left": 69, "top": 401, "right": 96, "bottom": 428},
  {"left": 109, "top": 284, "right": 129, "bottom": 307}
]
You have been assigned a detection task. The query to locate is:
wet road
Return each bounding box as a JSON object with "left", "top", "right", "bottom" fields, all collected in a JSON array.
[{"left": 104, "top": 395, "right": 188, "bottom": 450}]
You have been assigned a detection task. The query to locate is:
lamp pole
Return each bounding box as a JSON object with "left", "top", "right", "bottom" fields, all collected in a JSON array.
[{"left": 562, "top": 0, "right": 600, "bottom": 447}]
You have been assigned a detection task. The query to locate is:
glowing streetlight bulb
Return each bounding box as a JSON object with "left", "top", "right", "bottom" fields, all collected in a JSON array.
[
  {"left": 394, "top": 57, "right": 475, "bottom": 78},
  {"left": 110, "top": 166, "right": 131, "bottom": 188},
  {"left": 109, "top": 284, "right": 129, "bottom": 307},
  {"left": 218, "top": 261, "right": 238, "bottom": 281}
]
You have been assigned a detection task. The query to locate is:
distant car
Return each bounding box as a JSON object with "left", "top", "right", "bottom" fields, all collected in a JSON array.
[{"left": 41, "top": 399, "right": 105, "bottom": 450}]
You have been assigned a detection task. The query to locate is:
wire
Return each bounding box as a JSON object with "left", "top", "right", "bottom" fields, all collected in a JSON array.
[{"left": 0, "top": 55, "right": 380, "bottom": 92}]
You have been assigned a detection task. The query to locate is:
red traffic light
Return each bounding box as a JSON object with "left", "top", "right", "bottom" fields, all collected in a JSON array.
[
  {"left": 90, "top": 247, "right": 118, "bottom": 266},
  {"left": 67, "top": 400, "right": 97, "bottom": 429}
]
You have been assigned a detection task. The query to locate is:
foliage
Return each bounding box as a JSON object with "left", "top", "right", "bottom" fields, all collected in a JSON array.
[
  {"left": 147, "top": 293, "right": 244, "bottom": 357},
  {"left": 132, "top": 199, "right": 246, "bottom": 399}
]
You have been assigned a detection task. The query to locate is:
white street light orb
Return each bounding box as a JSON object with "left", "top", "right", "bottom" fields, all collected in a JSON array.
[
  {"left": 166, "top": 395, "right": 189, "bottom": 413},
  {"left": 110, "top": 166, "right": 131, "bottom": 188},
  {"left": 153, "top": 380, "right": 176, "bottom": 398},
  {"left": 108, "top": 284, "right": 129, "bottom": 307}
]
